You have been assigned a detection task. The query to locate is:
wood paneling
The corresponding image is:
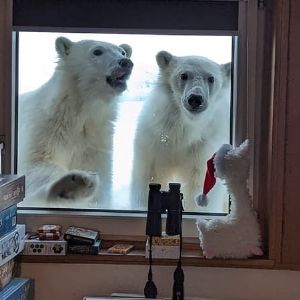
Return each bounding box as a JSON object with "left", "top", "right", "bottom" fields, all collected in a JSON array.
[
  {"left": 281, "top": 0, "right": 300, "bottom": 265},
  {"left": 0, "top": 0, "right": 13, "bottom": 174},
  {"left": 267, "top": 0, "right": 290, "bottom": 264}
]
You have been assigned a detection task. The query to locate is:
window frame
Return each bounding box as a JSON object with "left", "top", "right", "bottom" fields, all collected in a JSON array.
[
  {"left": 1, "top": 0, "right": 293, "bottom": 269},
  {"left": 13, "top": 1, "right": 243, "bottom": 216}
]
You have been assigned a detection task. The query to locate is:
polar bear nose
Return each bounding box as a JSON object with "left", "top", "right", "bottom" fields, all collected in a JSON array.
[
  {"left": 119, "top": 58, "right": 133, "bottom": 69},
  {"left": 187, "top": 94, "right": 204, "bottom": 109}
]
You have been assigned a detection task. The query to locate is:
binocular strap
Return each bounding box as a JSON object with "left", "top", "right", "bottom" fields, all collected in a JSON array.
[
  {"left": 172, "top": 219, "right": 184, "bottom": 300},
  {"left": 144, "top": 236, "right": 158, "bottom": 298}
]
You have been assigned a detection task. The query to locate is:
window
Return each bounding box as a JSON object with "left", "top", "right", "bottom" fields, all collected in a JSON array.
[
  {"left": 3, "top": 0, "right": 299, "bottom": 270},
  {"left": 1, "top": 0, "right": 267, "bottom": 241},
  {"left": 17, "top": 32, "right": 233, "bottom": 214}
]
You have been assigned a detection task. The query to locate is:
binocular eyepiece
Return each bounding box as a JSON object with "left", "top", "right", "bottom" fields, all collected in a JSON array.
[{"left": 146, "top": 183, "right": 183, "bottom": 237}]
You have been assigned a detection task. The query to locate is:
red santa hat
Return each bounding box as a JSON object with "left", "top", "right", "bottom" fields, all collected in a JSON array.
[{"left": 195, "top": 153, "right": 217, "bottom": 206}]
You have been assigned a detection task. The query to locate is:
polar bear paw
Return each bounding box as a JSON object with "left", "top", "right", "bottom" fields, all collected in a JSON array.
[{"left": 48, "top": 171, "right": 99, "bottom": 200}]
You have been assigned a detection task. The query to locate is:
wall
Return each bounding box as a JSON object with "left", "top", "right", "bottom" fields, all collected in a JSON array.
[{"left": 20, "top": 264, "right": 300, "bottom": 300}]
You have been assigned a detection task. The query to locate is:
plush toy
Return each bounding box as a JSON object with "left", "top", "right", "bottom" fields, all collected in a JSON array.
[{"left": 195, "top": 140, "right": 263, "bottom": 259}]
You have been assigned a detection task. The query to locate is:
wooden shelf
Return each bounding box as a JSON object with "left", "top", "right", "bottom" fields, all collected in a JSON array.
[{"left": 19, "top": 249, "right": 274, "bottom": 269}]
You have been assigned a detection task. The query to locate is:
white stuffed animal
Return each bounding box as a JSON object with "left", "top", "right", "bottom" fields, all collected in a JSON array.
[{"left": 196, "top": 140, "right": 263, "bottom": 259}]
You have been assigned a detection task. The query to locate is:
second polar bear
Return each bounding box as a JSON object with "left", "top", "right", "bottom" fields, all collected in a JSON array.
[
  {"left": 18, "top": 37, "right": 133, "bottom": 208},
  {"left": 131, "top": 51, "right": 231, "bottom": 210}
]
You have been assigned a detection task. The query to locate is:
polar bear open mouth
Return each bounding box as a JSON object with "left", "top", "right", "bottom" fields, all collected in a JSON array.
[{"left": 106, "top": 70, "right": 131, "bottom": 91}]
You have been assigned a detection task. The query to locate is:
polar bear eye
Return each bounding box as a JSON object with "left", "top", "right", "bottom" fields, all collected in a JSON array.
[
  {"left": 121, "top": 50, "right": 126, "bottom": 56},
  {"left": 180, "top": 73, "right": 188, "bottom": 80},
  {"left": 208, "top": 76, "right": 215, "bottom": 83},
  {"left": 93, "top": 49, "right": 103, "bottom": 56}
]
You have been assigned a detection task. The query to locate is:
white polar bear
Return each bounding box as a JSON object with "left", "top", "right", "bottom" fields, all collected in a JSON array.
[
  {"left": 18, "top": 37, "right": 133, "bottom": 208},
  {"left": 131, "top": 51, "right": 230, "bottom": 210}
]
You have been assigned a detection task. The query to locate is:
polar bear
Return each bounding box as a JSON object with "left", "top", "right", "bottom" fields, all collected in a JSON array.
[
  {"left": 18, "top": 37, "right": 133, "bottom": 208},
  {"left": 131, "top": 51, "right": 230, "bottom": 210}
]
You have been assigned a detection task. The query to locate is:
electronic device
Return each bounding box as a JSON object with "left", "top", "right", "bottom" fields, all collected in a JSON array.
[
  {"left": 68, "top": 239, "right": 101, "bottom": 255},
  {"left": 64, "top": 225, "right": 99, "bottom": 245},
  {"left": 23, "top": 235, "right": 67, "bottom": 256}
]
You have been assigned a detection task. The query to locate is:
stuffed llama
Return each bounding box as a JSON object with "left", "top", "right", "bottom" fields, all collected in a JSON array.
[{"left": 196, "top": 140, "right": 263, "bottom": 259}]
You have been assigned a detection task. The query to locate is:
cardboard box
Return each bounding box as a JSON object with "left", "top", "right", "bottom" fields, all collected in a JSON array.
[
  {"left": 145, "top": 236, "right": 180, "bottom": 259},
  {"left": 23, "top": 235, "right": 67, "bottom": 256},
  {"left": 0, "top": 175, "right": 25, "bottom": 211},
  {"left": 0, "top": 224, "right": 26, "bottom": 266},
  {"left": 0, "top": 205, "right": 17, "bottom": 239},
  {"left": 0, "top": 278, "right": 34, "bottom": 300},
  {"left": 152, "top": 233, "right": 180, "bottom": 246},
  {"left": 0, "top": 259, "right": 14, "bottom": 289}
]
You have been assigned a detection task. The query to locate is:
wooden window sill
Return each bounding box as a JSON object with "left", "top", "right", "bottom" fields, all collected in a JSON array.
[
  {"left": 19, "top": 249, "right": 273, "bottom": 269},
  {"left": 18, "top": 235, "right": 275, "bottom": 269}
]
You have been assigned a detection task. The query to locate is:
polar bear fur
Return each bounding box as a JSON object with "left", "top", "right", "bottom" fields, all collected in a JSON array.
[
  {"left": 131, "top": 51, "right": 231, "bottom": 210},
  {"left": 18, "top": 37, "right": 133, "bottom": 208}
]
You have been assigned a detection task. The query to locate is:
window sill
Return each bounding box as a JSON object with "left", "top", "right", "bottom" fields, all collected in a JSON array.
[
  {"left": 17, "top": 209, "right": 275, "bottom": 269},
  {"left": 19, "top": 249, "right": 273, "bottom": 269}
]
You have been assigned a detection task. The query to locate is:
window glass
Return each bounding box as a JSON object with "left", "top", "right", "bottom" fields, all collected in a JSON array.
[{"left": 17, "top": 32, "right": 232, "bottom": 214}]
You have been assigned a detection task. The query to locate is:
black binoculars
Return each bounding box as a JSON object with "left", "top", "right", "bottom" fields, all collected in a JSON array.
[{"left": 146, "top": 183, "right": 184, "bottom": 237}]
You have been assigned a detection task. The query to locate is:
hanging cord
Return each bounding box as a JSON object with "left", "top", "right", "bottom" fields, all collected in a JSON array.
[
  {"left": 148, "top": 236, "right": 153, "bottom": 281},
  {"left": 144, "top": 235, "right": 158, "bottom": 298},
  {"left": 172, "top": 193, "right": 184, "bottom": 300}
]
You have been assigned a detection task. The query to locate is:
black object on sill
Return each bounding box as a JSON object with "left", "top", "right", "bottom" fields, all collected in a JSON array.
[
  {"left": 144, "top": 235, "right": 157, "bottom": 299},
  {"left": 144, "top": 183, "right": 184, "bottom": 300}
]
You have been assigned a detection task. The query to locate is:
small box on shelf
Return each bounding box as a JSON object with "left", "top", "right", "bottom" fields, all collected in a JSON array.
[{"left": 145, "top": 233, "right": 180, "bottom": 259}]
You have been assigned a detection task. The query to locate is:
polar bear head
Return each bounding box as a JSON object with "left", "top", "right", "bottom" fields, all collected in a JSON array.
[
  {"left": 156, "top": 51, "right": 230, "bottom": 121},
  {"left": 55, "top": 37, "right": 133, "bottom": 96}
]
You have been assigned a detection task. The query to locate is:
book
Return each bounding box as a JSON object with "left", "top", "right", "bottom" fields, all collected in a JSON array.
[
  {"left": 64, "top": 226, "right": 99, "bottom": 245},
  {"left": 0, "top": 224, "right": 26, "bottom": 267},
  {"left": 0, "top": 278, "right": 34, "bottom": 300},
  {"left": 0, "top": 260, "right": 14, "bottom": 289},
  {"left": 0, "top": 175, "right": 25, "bottom": 211},
  {"left": 107, "top": 244, "right": 134, "bottom": 254},
  {"left": 0, "top": 205, "right": 17, "bottom": 239},
  {"left": 68, "top": 239, "right": 101, "bottom": 255},
  {"left": 38, "top": 232, "right": 61, "bottom": 240},
  {"left": 37, "top": 224, "right": 62, "bottom": 234}
]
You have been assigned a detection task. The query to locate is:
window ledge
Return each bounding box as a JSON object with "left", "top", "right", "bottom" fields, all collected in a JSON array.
[{"left": 19, "top": 249, "right": 273, "bottom": 269}]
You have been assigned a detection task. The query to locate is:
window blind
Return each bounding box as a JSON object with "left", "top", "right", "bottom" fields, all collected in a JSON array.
[{"left": 13, "top": 0, "right": 238, "bottom": 33}]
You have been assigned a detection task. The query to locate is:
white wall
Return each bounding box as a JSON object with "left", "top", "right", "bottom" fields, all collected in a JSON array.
[{"left": 20, "top": 264, "right": 300, "bottom": 300}]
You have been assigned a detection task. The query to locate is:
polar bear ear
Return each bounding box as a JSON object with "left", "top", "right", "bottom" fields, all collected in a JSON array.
[
  {"left": 222, "top": 62, "right": 231, "bottom": 79},
  {"left": 55, "top": 37, "right": 73, "bottom": 57},
  {"left": 156, "top": 51, "right": 173, "bottom": 69},
  {"left": 119, "top": 44, "right": 132, "bottom": 58}
]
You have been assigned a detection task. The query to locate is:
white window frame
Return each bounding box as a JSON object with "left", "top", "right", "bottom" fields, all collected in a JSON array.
[{"left": 0, "top": 0, "right": 265, "bottom": 242}]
